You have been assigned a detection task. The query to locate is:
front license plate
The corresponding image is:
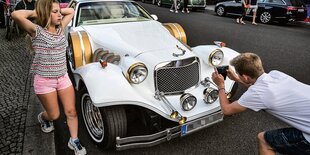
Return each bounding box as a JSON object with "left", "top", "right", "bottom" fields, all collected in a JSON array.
[
  {"left": 298, "top": 9, "right": 304, "bottom": 12},
  {"left": 181, "top": 125, "right": 187, "bottom": 136},
  {"left": 180, "top": 111, "right": 223, "bottom": 136}
]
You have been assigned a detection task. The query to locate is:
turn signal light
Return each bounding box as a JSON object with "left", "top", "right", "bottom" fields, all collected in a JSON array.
[
  {"left": 170, "top": 111, "right": 178, "bottom": 119},
  {"left": 99, "top": 59, "right": 108, "bottom": 68},
  {"left": 179, "top": 117, "right": 187, "bottom": 125}
]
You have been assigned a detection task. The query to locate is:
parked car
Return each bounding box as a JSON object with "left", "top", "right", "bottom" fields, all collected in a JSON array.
[
  {"left": 215, "top": 0, "right": 307, "bottom": 24},
  {"left": 157, "top": 0, "right": 206, "bottom": 10},
  {"left": 66, "top": 0, "right": 240, "bottom": 151}
]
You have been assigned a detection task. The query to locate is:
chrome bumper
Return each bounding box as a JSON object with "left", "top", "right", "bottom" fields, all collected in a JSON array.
[{"left": 116, "top": 110, "right": 223, "bottom": 151}]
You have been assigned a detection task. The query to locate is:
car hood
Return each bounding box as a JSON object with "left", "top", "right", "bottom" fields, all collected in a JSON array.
[{"left": 80, "top": 20, "right": 182, "bottom": 57}]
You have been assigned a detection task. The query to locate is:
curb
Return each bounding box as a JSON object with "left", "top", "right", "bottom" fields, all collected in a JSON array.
[{"left": 23, "top": 74, "right": 56, "bottom": 155}]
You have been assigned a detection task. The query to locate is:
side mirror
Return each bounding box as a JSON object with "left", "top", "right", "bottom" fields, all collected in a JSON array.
[{"left": 151, "top": 14, "right": 158, "bottom": 21}]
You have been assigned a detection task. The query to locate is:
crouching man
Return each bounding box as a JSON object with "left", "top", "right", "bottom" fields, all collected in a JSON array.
[{"left": 212, "top": 52, "right": 310, "bottom": 155}]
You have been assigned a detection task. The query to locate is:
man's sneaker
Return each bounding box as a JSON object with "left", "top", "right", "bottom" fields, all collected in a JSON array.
[
  {"left": 175, "top": 10, "right": 178, "bottom": 13},
  {"left": 170, "top": 9, "right": 174, "bottom": 12},
  {"left": 68, "top": 138, "right": 87, "bottom": 155},
  {"left": 37, "top": 112, "right": 54, "bottom": 133}
]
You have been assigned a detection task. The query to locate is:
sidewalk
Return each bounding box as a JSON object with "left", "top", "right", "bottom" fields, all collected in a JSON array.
[{"left": 0, "top": 29, "right": 55, "bottom": 155}]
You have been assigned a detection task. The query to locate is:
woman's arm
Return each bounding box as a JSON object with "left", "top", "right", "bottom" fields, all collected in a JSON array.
[
  {"left": 12, "top": 10, "right": 36, "bottom": 37},
  {"left": 61, "top": 8, "right": 74, "bottom": 28}
]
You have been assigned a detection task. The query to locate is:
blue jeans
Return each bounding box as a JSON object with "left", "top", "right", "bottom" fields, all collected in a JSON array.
[{"left": 264, "top": 128, "right": 310, "bottom": 155}]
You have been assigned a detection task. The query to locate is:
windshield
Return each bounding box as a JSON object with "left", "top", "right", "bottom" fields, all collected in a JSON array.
[{"left": 76, "top": 1, "right": 153, "bottom": 26}]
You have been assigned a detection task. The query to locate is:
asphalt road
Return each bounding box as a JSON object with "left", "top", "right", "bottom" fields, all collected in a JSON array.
[{"left": 55, "top": 3, "right": 310, "bottom": 155}]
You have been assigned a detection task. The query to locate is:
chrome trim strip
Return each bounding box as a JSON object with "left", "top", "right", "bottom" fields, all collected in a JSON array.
[
  {"left": 77, "top": 31, "right": 86, "bottom": 65},
  {"left": 171, "top": 23, "right": 182, "bottom": 42},
  {"left": 116, "top": 110, "right": 223, "bottom": 151}
]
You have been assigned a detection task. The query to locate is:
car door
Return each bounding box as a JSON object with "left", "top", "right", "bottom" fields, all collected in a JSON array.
[
  {"left": 257, "top": 0, "right": 287, "bottom": 19},
  {"left": 226, "top": 0, "right": 243, "bottom": 14}
]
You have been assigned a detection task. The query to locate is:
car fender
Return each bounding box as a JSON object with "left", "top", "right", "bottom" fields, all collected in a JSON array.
[
  {"left": 191, "top": 45, "right": 240, "bottom": 66},
  {"left": 73, "top": 62, "right": 170, "bottom": 117}
]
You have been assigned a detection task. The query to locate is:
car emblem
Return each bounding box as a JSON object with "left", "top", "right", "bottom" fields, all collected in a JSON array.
[{"left": 173, "top": 45, "right": 186, "bottom": 57}]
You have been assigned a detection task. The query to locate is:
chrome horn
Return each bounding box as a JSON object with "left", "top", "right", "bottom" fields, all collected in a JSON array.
[{"left": 154, "top": 91, "right": 187, "bottom": 125}]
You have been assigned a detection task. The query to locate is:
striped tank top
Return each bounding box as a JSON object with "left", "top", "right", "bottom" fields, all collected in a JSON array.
[{"left": 31, "top": 25, "right": 68, "bottom": 78}]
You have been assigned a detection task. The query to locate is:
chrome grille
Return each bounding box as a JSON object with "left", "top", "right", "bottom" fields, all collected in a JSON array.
[{"left": 155, "top": 57, "right": 200, "bottom": 95}]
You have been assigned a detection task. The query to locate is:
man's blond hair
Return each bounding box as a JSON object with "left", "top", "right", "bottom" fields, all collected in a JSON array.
[{"left": 230, "top": 53, "right": 264, "bottom": 79}]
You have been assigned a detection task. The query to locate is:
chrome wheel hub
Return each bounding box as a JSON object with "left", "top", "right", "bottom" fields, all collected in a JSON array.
[
  {"left": 217, "top": 7, "right": 224, "bottom": 16},
  {"left": 81, "top": 93, "right": 104, "bottom": 142},
  {"left": 261, "top": 12, "right": 271, "bottom": 23}
]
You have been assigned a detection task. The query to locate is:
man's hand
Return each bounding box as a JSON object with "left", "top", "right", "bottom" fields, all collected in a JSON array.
[
  {"left": 212, "top": 67, "right": 225, "bottom": 88},
  {"left": 227, "top": 66, "right": 239, "bottom": 82}
]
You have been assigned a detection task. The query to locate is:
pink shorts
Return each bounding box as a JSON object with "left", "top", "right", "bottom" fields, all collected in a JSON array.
[{"left": 33, "top": 73, "right": 72, "bottom": 94}]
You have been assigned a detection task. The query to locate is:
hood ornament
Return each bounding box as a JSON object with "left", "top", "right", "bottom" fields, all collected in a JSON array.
[{"left": 173, "top": 45, "right": 186, "bottom": 57}]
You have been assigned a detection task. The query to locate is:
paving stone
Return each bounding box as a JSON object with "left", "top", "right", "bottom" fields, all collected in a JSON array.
[{"left": 0, "top": 29, "right": 32, "bottom": 154}]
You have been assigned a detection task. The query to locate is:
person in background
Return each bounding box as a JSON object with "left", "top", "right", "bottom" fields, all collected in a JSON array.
[
  {"left": 182, "top": 0, "right": 189, "bottom": 13},
  {"left": 212, "top": 53, "right": 310, "bottom": 155},
  {"left": 11, "top": 0, "right": 87, "bottom": 154},
  {"left": 0, "top": 0, "right": 5, "bottom": 28},
  {"left": 15, "top": 0, "right": 35, "bottom": 10},
  {"left": 170, "top": 0, "right": 178, "bottom": 13},
  {"left": 236, "top": 0, "right": 249, "bottom": 24},
  {"left": 249, "top": 0, "right": 258, "bottom": 25}
]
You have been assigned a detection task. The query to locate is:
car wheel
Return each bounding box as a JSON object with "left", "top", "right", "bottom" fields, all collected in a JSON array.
[
  {"left": 177, "top": 2, "right": 181, "bottom": 10},
  {"left": 259, "top": 11, "right": 271, "bottom": 24},
  {"left": 227, "top": 82, "right": 238, "bottom": 101},
  {"left": 79, "top": 87, "right": 127, "bottom": 149},
  {"left": 216, "top": 6, "right": 226, "bottom": 16},
  {"left": 157, "top": 0, "right": 161, "bottom": 6}
]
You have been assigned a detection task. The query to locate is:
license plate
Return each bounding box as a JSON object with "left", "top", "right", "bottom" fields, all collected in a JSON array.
[
  {"left": 181, "top": 125, "right": 187, "bottom": 136},
  {"left": 180, "top": 111, "right": 223, "bottom": 136},
  {"left": 298, "top": 9, "right": 304, "bottom": 12}
]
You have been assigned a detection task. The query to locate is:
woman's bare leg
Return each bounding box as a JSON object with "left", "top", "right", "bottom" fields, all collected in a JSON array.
[
  {"left": 37, "top": 91, "right": 60, "bottom": 121},
  {"left": 58, "top": 85, "right": 78, "bottom": 138}
]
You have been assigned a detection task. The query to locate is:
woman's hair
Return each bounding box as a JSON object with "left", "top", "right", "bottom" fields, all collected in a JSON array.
[
  {"left": 35, "top": 0, "right": 60, "bottom": 28},
  {"left": 230, "top": 52, "right": 264, "bottom": 79}
]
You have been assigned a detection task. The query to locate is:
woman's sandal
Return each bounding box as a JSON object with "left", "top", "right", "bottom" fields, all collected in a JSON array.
[
  {"left": 252, "top": 22, "right": 257, "bottom": 25},
  {"left": 240, "top": 21, "right": 246, "bottom": 24}
]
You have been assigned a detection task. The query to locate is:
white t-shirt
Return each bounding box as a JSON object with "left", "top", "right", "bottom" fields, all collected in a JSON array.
[{"left": 238, "top": 70, "right": 310, "bottom": 142}]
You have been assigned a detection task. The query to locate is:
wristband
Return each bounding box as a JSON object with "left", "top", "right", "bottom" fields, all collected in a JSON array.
[{"left": 218, "top": 87, "right": 225, "bottom": 92}]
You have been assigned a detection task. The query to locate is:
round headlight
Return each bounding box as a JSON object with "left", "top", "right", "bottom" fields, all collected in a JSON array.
[
  {"left": 127, "top": 63, "right": 148, "bottom": 84},
  {"left": 209, "top": 49, "right": 224, "bottom": 66},
  {"left": 203, "top": 88, "right": 219, "bottom": 104},
  {"left": 180, "top": 93, "right": 197, "bottom": 111}
]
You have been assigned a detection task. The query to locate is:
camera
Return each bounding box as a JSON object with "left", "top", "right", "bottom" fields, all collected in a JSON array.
[{"left": 216, "top": 65, "right": 229, "bottom": 80}]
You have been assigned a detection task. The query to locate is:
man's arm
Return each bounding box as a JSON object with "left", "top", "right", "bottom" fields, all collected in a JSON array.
[
  {"left": 212, "top": 68, "right": 247, "bottom": 116},
  {"left": 226, "top": 66, "right": 251, "bottom": 87},
  {"left": 218, "top": 89, "right": 247, "bottom": 116}
]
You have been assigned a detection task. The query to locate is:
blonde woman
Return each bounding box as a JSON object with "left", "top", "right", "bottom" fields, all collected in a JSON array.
[{"left": 12, "top": 0, "right": 86, "bottom": 154}]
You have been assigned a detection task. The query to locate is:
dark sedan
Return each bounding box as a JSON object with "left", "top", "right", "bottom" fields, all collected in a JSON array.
[{"left": 215, "top": 0, "right": 307, "bottom": 24}]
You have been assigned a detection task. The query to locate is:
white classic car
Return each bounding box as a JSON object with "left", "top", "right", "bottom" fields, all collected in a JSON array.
[{"left": 65, "top": 0, "right": 239, "bottom": 150}]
